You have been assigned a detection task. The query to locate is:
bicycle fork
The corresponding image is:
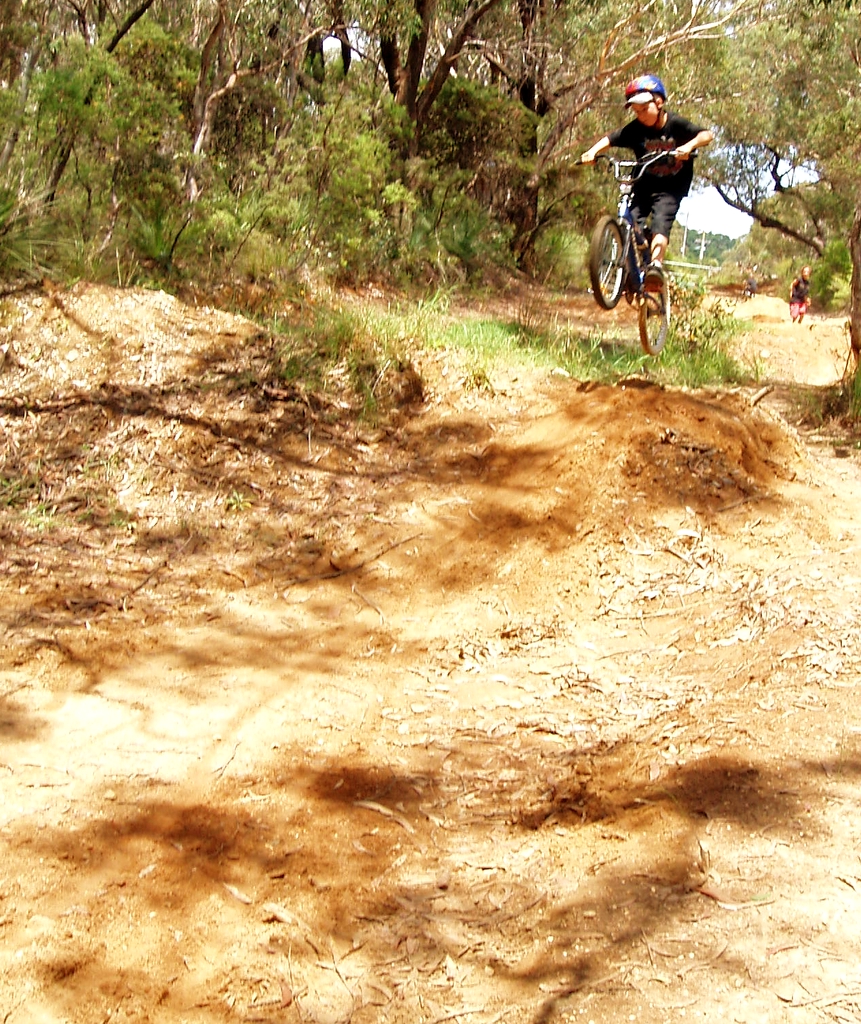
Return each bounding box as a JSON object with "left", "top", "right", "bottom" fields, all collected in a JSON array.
[{"left": 620, "top": 205, "right": 649, "bottom": 295}]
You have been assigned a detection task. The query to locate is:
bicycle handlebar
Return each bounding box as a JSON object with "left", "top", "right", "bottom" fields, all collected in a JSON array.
[{"left": 595, "top": 150, "right": 682, "bottom": 183}]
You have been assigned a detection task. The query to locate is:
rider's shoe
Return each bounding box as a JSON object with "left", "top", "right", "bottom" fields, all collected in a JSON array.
[{"left": 643, "top": 262, "right": 664, "bottom": 292}]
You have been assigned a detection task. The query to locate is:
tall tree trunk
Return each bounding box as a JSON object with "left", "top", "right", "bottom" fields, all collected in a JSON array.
[
  {"left": 382, "top": 0, "right": 503, "bottom": 159},
  {"left": 330, "top": 0, "right": 351, "bottom": 74},
  {"left": 498, "top": 0, "right": 546, "bottom": 268},
  {"left": 415, "top": 0, "right": 505, "bottom": 125},
  {"left": 849, "top": 205, "right": 861, "bottom": 362},
  {"left": 380, "top": 0, "right": 434, "bottom": 156},
  {"left": 508, "top": 181, "right": 540, "bottom": 270},
  {"left": 401, "top": 0, "right": 434, "bottom": 126},
  {"left": 0, "top": 40, "right": 40, "bottom": 175},
  {"left": 43, "top": 0, "right": 157, "bottom": 203}
]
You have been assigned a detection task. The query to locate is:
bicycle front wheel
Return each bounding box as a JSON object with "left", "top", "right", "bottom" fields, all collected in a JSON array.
[
  {"left": 638, "top": 276, "right": 670, "bottom": 356},
  {"left": 588, "top": 216, "right": 625, "bottom": 310}
]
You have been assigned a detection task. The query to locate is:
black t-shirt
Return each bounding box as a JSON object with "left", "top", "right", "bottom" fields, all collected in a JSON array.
[
  {"left": 608, "top": 111, "right": 706, "bottom": 195},
  {"left": 791, "top": 277, "right": 810, "bottom": 303}
]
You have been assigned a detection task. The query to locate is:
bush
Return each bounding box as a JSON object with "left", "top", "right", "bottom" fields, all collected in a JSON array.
[
  {"left": 810, "top": 239, "right": 851, "bottom": 311},
  {"left": 532, "top": 229, "right": 589, "bottom": 290},
  {"left": 0, "top": 188, "right": 53, "bottom": 278},
  {"left": 659, "top": 273, "right": 747, "bottom": 386},
  {"left": 669, "top": 274, "right": 737, "bottom": 352}
]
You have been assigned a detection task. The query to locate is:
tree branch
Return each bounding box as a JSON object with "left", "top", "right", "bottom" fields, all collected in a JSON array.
[
  {"left": 712, "top": 183, "right": 824, "bottom": 255},
  {"left": 106, "top": 0, "right": 157, "bottom": 54},
  {"left": 416, "top": 0, "right": 505, "bottom": 124}
]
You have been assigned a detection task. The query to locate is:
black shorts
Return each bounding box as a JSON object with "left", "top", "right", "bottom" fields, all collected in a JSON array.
[{"left": 631, "top": 188, "right": 684, "bottom": 240}]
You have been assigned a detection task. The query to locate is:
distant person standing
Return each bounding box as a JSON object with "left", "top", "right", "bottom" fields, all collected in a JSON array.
[{"left": 789, "top": 265, "right": 812, "bottom": 323}]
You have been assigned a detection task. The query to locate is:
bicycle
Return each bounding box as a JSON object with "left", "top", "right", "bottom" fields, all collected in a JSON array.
[{"left": 587, "top": 152, "right": 676, "bottom": 356}]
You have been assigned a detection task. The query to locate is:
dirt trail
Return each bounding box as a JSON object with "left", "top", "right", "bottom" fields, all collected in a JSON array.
[
  {"left": 731, "top": 292, "right": 851, "bottom": 386},
  {"left": 1, "top": 283, "right": 860, "bottom": 1024}
]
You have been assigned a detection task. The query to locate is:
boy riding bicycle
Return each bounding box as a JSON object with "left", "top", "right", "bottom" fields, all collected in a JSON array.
[{"left": 581, "top": 75, "right": 713, "bottom": 291}]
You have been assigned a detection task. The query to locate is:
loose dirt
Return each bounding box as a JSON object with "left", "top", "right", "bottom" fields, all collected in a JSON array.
[{"left": 1, "top": 283, "right": 860, "bottom": 1024}]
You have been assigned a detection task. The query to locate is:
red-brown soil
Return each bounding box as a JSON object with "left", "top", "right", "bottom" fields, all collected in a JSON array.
[{"left": 1, "top": 283, "right": 860, "bottom": 1024}]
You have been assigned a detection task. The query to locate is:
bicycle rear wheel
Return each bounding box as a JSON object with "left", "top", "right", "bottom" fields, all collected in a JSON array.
[
  {"left": 638, "top": 276, "right": 670, "bottom": 355},
  {"left": 588, "top": 216, "right": 625, "bottom": 310}
]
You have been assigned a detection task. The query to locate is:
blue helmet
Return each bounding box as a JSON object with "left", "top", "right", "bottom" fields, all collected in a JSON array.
[{"left": 624, "top": 75, "right": 667, "bottom": 106}]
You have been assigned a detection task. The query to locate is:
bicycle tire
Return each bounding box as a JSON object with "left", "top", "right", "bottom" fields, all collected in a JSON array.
[
  {"left": 638, "top": 276, "right": 670, "bottom": 356},
  {"left": 588, "top": 216, "right": 625, "bottom": 310}
]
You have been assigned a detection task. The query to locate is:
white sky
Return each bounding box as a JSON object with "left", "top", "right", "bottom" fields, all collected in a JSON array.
[{"left": 679, "top": 186, "right": 753, "bottom": 240}]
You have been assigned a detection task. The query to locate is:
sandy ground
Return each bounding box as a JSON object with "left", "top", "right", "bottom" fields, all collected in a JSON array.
[
  {"left": 1, "top": 282, "right": 860, "bottom": 1024},
  {"left": 731, "top": 292, "right": 851, "bottom": 386}
]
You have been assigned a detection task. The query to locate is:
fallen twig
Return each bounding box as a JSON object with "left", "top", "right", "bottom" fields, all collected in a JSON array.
[
  {"left": 716, "top": 492, "right": 765, "bottom": 514},
  {"left": 695, "top": 884, "right": 774, "bottom": 910},
  {"left": 283, "top": 533, "right": 422, "bottom": 588},
  {"left": 353, "top": 799, "right": 416, "bottom": 834},
  {"left": 778, "top": 988, "right": 861, "bottom": 1008},
  {"left": 212, "top": 742, "right": 240, "bottom": 778},
  {"left": 352, "top": 584, "right": 385, "bottom": 624}
]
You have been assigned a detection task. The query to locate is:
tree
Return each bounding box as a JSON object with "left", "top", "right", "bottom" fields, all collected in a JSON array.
[
  {"left": 379, "top": 0, "right": 506, "bottom": 156},
  {"left": 479, "top": 0, "right": 762, "bottom": 265},
  {"left": 2, "top": 0, "right": 847, "bottom": 300},
  {"left": 373, "top": 0, "right": 762, "bottom": 266},
  {"left": 43, "top": 0, "right": 159, "bottom": 203},
  {"left": 700, "top": 4, "right": 861, "bottom": 357}
]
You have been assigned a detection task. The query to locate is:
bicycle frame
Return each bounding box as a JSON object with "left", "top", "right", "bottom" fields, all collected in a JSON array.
[
  {"left": 587, "top": 151, "right": 676, "bottom": 356},
  {"left": 617, "top": 189, "right": 645, "bottom": 293},
  {"left": 601, "top": 152, "right": 675, "bottom": 292}
]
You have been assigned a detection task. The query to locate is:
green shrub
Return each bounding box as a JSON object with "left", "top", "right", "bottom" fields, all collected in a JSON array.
[
  {"left": 532, "top": 229, "right": 589, "bottom": 290},
  {"left": 0, "top": 189, "right": 53, "bottom": 277},
  {"left": 669, "top": 274, "right": 737, "bottom": 352},
  {"left": 810, "top": 239, "right": 851, "bottom": 311}
]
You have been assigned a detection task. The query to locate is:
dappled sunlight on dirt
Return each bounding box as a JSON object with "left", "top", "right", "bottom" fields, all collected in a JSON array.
[{"left": 1, "top": 282, "right": 861, "bottom": 1023}]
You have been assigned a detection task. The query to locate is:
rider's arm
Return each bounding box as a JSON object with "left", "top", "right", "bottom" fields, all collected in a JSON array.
[
  {"left": 674, "top": 128, "right": 714, "bottom": 160},
  {"left": 581, "top": 136, "right": 611, "bottom": 163}
]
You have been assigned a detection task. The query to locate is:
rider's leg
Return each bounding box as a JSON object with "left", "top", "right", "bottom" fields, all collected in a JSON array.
[
  {"left": 650, "top": 193, "right": 682, "bottom": 267},
  {"left": 630, "top": 193, "right": 654, "bottom": 251},
  {"left": 651, "top": 234, "right": 669, "bottom": 264},
  {"left": 643, "top": 237, "right": 668, "bottom": 290}
]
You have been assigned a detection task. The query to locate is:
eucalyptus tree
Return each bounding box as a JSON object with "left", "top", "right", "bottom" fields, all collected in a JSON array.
[
  {"left": 0, "top": 0, "right": 772, "bottom": 283},
  {"left": 0, "top": 0, "right": 167, "bottom": 273},
  {"left": 376, "top": 0, "right": 506, "bottom": 148},
  {"left": 473, "top": 0, "right": 761, "bottom": 264},
  {"left": 0, "top": 0, "right": 359, "bottom": 271},
  {"left": 0, "top": 0, "right": 46, "bottom": 177},
  {"left": 703, "top": 2, "right": 861, "bottom": 357},
  {"left": 363, "top": 0, "right": 762, "bottom": 266},
  {"left": 0, "top": 0, "right": 171, "bottom": 205}
]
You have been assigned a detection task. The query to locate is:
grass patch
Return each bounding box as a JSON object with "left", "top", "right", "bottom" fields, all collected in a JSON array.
[
  {"left": 226, "top": 489, "right": 254, "bottom": 513},
  {"left": 261, "top": 281, "right": 750, "bottom": 417},
  {"left": 800, "top": 366, "right": 861, "bottom": 433},
  {"left": 428, "top": 314, "right": 658, "bottom": 383},
  {"left": 270, "top": 298, "right": 436, "bottom": 421},
  {"left": 23, "top": 502, "right": 58, "bottom": 531},
  {"left": 651, "top": 331, "right": 748, "bottom": 388},
  {"left": 423, "top": 291, "right": 748, "bottom": 388},
  {"left": 0, "top": 474, "right": 41, "bottom": 508}
]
